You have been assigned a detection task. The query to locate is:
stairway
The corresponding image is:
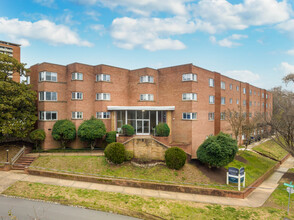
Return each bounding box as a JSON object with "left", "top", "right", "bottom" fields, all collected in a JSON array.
[{"left": 12, "top": 156, "right": 36, "bottom": 170}]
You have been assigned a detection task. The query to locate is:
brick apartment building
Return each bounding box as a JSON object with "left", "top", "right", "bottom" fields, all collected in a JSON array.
[
  {"left": 0, "top": 40, "right": 21, "bottom": 82},
  {"left": 30, "top": 62, "right": 272, "bottom": 158}
]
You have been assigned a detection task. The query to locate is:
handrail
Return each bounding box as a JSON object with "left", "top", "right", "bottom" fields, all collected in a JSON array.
[{"left": 11, "top": 146, "right": 25, "bottom": 165}]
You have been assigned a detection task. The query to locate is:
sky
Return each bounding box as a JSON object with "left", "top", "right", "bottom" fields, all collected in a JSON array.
[{"left": 0, "top": 0, "right": 294, "bottom": 90}]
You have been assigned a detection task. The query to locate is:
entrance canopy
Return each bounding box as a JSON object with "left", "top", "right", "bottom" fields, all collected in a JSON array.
[{"left": 107, "top": 106, "right": 175, "bottom": 111}]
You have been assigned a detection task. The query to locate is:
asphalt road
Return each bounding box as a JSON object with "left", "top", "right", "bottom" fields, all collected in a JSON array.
[{"left": 0, "top": 196, "right": 139, "bottom": 220}]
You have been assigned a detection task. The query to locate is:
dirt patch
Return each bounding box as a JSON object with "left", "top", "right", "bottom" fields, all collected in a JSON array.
[
  {"left": 189, "top": 160, "right": 227, "bottom": 184},
  {"left": 235, "top": 155, "right": 248, "bottom": 164},
  {"left": 281, "top": 172, "right": 294, "bottom": 181},
  {"left": 132, "top": 158, "right": 163, "bottom": 165}
]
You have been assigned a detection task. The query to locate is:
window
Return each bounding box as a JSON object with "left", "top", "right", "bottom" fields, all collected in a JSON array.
[
  {"left": 266, "top": 94, "right": 268, "bottom": 99},
  {"left": 39, "top": 71, "right": 57, "bottom": 82},
  {"left": 236, "top": 86, "right": 239, "bottom": 91},
  {"left": 209, "top": 95, "right": 215, "bottom": 104},
  {"left": 96, "top": 74, "right": 110, "bottom": 82},
  {"left": 221, "top": 97, "right": 226, "bottom": 105},
  {"left": 249, "top": 101, "right": 252, "bottom": 107},
  {"left": 72, "top": 112, "right": 83, "bottom": 119},
  {"left": 243, "top": 88, "right": 246, "bottom": 94},
  {"left": 254, "top": 91, "right": 256, "bottom": 95},
  {"left": 39, "top": 92, "right": 57, "bottom": 101},
  {"left": 230, "top": 98, "right": 233, "bottom": 104},
  {"left": 140, "top": 94, "right": 154, "bottom": 101},
  {"left": 262, "top": 93, "right": 264, "bottom": 98},
  {"left": 72, "top": 92, "right": 83, "bottom": 100},
  {"left": 39, "top": 111, "right": 57, "bottom": 120},
  {"left": 262, "top": 102, "right": 264, "bottom": 107},
  {"left": 258, "top": 92, "right": 260, "bottom": 96},
  {"left": 236, "top": 99, "right": 239, "bottom": 105},
  {"left": 72, "top": 72, "right": 83, "bottom": 80},
  {"left": 140, "top": 75, "right": 154, "bottom": 83},
  {"left": 221, "top": 81, "right": 226, "bottom": 90},
  {"left": 182, "top": 112, "right": 197, "bottom": 120},
  {"left": 230, "top": 84, "right": 233, "bottom": 90},
  {"left": 266, "top": 103, "right": 268, "bottom": 108},
  {"left": 209, "top": 78, "right": 214, "bottom": 87},
  {"left": 96, "top": 93, "right": 110, "bottom": 100},
  {"left": 182, "top": 93, "right": 197, "bottom": 101},
  {"left": 96, "top": 112, "right": 110, "bottom": 119},
  {"left": 208, "top": 112, "right": 214, "bottom": 121},
  {"left": 182, "top": 73, "right": 197, "bottom": 82},
  {"left": 221, "top": 112, "right": 226, "bottom": 120},
  {"left": 249, "top": 89, "right": 252, "bottom": 95},
  {"left": 243, "top": 100, "right": 246, "bottom": 106}
]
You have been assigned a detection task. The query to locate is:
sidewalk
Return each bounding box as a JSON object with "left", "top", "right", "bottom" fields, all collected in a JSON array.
[
  {"left": 0, "top": 156, "right": 293, "bottom": 208},
  {"left": 26, "top": 151, "right": 104, "bottom": 157}
]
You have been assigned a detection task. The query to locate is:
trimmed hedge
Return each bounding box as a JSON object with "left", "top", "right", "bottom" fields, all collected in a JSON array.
[
  {"left": 125, "top": 150, "right": 134, "bottom": 161},
  {"left": 197, "top": 132, "right": 238, "bottom": 168},
  {"left": 165, "top": 147, "right": 186, "bottom": 170},
  {"left": 106, "top": 131, "right": 117, "bottom": 144},
  {"left": 104, "top": 142, "right": 126, "bottom": 164},
  {"left": 121, "top": 124, "right": 135, "bottom": 136},
  {"left": 155, "top": 123, "right": 170, "bottom": 137}
]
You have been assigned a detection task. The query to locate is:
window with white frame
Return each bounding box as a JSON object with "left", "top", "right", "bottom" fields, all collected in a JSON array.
[
  {"left": 209, "top": 95, "right": 215, "bottom": 104},
  {"left": 243, "top": 100, "right": 246, "bottom": 106},
  {"left": 72, "top": 112, "right": 83, "bottom": 119},
  {"left": 236, "top": 86, "right": 239, "bottom": 91},
  {"left": 249, "top": 89, "right": 252, "bottom": 95},
  {"left": 182, "top": 73, "right": 197, "bottom": 82},
  {"left": 230, "top": 84, "right": 233, "bottom": 90},
  {"left": 249, "top": 101, "right": 252, "bottom": 107},
  {"left": 208, "top": 112, "right": 215, "bottom": 121},
  {"left": 140, "top": 75, "right": 154, "bottom": 83},
  {"left": 96, "top": 74, "right": 110, "bottom": 82},
  {"left": 96, "top": 93, "right": 110, "bottom": 100},
  {"left": 72, "top": 72, "right": 83, "bottom": 80},
  {"left": 237, "top": 99, "right": 239, "bottom": 105},
  {"left": 39, "top": 71, "right": 57, "bottom": 82},
  {"left": 182, "top": 112, "right": 197, "bottom": 120},
  {"left": 96, "top": 112, "right": 110, "bottom": 119},
  {"left": 266, "top": 103, "right": 268, "bottom": 108},
  {"left": 221, "top": 97, "right": 226, "bottom": 105},
  {"left": 39, "top": 92, "right": 57, "bottom": 101},
  {"left": 72, "top": 92, "right": 83, "bottom": 100},
  {"left": 182, "top": 93, "right": 197, "bottom": 101},
  {"left": 39, "top": 111, "right": 57, "bottom": 120},
  {"left": 262, "top": 93, "right": 264, "bottom": 98},
  {"left": 266, "top": 94, "right": 268, "bottom": 99},
  {"left": 209, "top": 78, "right": 214, "bottom": 87},
  {"left": 140, "top": 94, "right": 154, "bottom": 101},
  {"left": 243, "top": 88, "right": 246, "bottom": 94},
  {"left": 262, "top": 102, "right": 264, "bottom": 107},
  {"left": 221, "top": 81, "right": 226, "bottom": 90},
  {"left": 221, "top": 112, "right": 226, "bottom": 120},
  {"left": 230, "top": 98, "right": 233, "bottom": 104}
]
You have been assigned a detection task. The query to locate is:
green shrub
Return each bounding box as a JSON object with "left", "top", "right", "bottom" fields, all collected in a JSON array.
[
  {"left": 165, "top": 147, "right": 187, "bottom": 170},
  {"left": 121, "top": 124, "right": 135, "bottom": 136},
  {"left": 29, "top": 129, "right": 46, "bottom": 151},
  {"left": 125, "top": 150, "right": 134, "bottom": 161},
  {"left": 106, "top": 131, "right": 117, "bottom": 144},
  {"left": 155, "top": 123, "right": 170, "bottom": 137},
  {"left": 77, "top": 117, "right": 106, "bottom": 150},
  {"left": 52, "top": 120, "right": 76, "bottom": 149},
  {"left": 197, "top": 132, "right": 238, "bottom": 168},
  {"left": 104, "top": 142, "right": 126, "bottom": 164}
]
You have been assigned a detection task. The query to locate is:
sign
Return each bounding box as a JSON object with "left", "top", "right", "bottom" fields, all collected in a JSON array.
[
  {"left": 228, "top": 167, "right": 239, "bottom": 176},
  {"left": 240, "top": 167, "right": 245, "bottom": 176},
  {"left": 227, "top": 167, "right": 245, "bottom": 191},
  {"left": 287, "top": 187, "right": 294, "bottom": 194},
  {"left": 284, "top": 182, "right": 294, "bottom": 188}
]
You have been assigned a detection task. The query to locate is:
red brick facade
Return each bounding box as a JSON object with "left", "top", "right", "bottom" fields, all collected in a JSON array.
[{"left": 30, "top": 63, "right": 273, "bottom": 158}]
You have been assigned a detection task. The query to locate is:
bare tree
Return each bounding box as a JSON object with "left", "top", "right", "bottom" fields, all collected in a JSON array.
[
  {"left": 226, "top": 105, "right": 246, "bottom": 143},
  {"left": 283, "top": 73, "right": 294, "bottom": 85}
]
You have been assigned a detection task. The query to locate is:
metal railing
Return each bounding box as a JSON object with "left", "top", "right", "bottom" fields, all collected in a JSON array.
[{"left": 11, "top": 146, "right": 25, "bottom": 165}]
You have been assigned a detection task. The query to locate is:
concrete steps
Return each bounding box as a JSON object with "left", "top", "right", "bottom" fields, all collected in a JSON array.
[{"left": 12, "top": 156, "right": 36, "bottom": 170}]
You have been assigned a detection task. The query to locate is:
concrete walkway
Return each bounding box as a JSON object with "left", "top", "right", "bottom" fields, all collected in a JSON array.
[
  {"left": 0, "top": 156, "right": 293, "bottom": 208},
  {"left": 26, "top": 151, "right": 104, "bottom": 157}
]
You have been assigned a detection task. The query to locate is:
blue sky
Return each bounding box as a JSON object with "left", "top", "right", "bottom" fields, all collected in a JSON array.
[{"left": 0, "top": 0, "right": 294, "bottom": 90}]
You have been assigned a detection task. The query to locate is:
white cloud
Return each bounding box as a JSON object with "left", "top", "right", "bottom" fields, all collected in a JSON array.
[
  {"left": 277, "top": 19, "right": 294, "bottom": 38},
  {"left": 210, "top": 34, "right": 248, "bottom": 48},
  {"left": 85, "top": 11, "right": 101, "bottom": 21},
  {"left": 280, "top": 62, "right": 294, "bottom": 75},
  {"left": 34, "top": 0, "right": 55, "bottom": 8},
  {"left": 286, "top": 49, "right": 294, "bottom": 55},
  {"left": 0, "top": 17, "right": 92, "bottom": 47},
  {"left": 111, "top": 17, "right": 195, "bottom": 51},
  {"left": 224, "top": 70, "right": 260, "bottom": 84}
]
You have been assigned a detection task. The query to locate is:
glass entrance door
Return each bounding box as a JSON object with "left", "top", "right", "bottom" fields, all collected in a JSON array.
[{"left": 136, "top": 111, "right": 150, "bottom": 135}]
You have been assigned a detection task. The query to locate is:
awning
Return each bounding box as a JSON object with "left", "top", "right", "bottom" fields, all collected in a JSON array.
[{"left": 107, "top": 106, "right": 175, "bottom": 111}]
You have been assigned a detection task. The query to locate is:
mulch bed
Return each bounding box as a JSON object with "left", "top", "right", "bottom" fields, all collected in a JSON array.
[{"left": 235, "top": 155, "right": 248, "bottom": 164}]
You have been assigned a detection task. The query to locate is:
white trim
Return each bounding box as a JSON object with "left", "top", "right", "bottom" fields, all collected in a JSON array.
[{"left": 108, "top": 106, "right": 175, "bottom": 111}]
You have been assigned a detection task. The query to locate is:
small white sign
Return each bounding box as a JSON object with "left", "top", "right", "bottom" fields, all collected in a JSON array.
[{"left": 287, "top": 187, "right": 294, "bottom": 194}]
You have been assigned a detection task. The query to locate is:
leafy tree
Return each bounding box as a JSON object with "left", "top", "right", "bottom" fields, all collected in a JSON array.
[
  {"left": 0, "top": 54, "right": 28, "bottom": 81},
  {"left": 197, "top": 132, "right": 238, "bottom": 168},
  {"left": 29, "top": 129, "right": 46, "bottom": 151},
  {"left": 106, "top": 131, "right": 117, "bottom": 144},
  {"left": 52, "top": 120, "right": 76, "bottom": 149},
  {"left": 155, "top": 123, "right": 170, "bottom": 137},
  {"left": 77, "top": 117, "right": 106, "bottom": 150}
]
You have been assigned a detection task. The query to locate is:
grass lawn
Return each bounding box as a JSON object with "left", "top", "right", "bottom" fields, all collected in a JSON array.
[
  {"left": 3, "top": 181, "right": 292, "bottom": 220},
  {"left": 0, "top": 145, "right": 22, "bottom": 164},
  {"left": 225, "top": 151, "right": 277, "bottom": 187},
  {"left": 30, "top": 150, "right": 277, "bottom": 190},
  {"left": 252, "top": 140, "right": 288, "bottom": 161}
]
